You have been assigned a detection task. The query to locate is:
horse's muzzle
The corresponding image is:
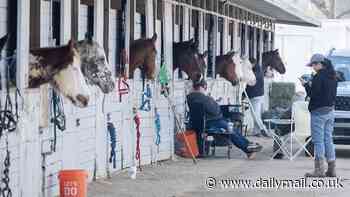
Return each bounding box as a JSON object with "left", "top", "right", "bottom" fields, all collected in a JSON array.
[{"left": 77, "top": 94, "right": 89, "bottom": 107}]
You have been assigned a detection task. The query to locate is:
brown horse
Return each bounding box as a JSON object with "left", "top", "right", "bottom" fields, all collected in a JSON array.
[
  {"left": 129, "top": 33, "right": 157, "bottom": 79},
  {"left": 215, "top": 51, "right": 239, "bottom": 86},
  {"left": 29, "top": 40, "right": 90, "bottom": 107},
  {"left": 262, "top": 49, "right": 286, "bottom": 76},
  {"left": 173, "top": 39, "right": 205, "bottom": 81}
]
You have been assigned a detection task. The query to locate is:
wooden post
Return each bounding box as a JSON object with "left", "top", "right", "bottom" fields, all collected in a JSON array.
[
  {"left": 163, "top": 0, "right": 174, "bottom": 159},
  {"left": 233, "top": 21, "right": 239, "bottom": 52},
  {"left": 94, "top": 0, "right": 107, "bottom": 179},
  {"left": 182, "top": 6, "right": 189, "bottom": 41},
  {"left": 253, "top": 26, "right": 257, "bottom": 59},
  {"left": 145, "top": 0, "right": 154, "bottom": 37},
  {"left": 103, "top": 0, "right": 111, "bottom": 57},
  {"left": 259, "top": 28, "right": 263, "bottom": 66},
  {"left": 198, "top": 12, "right": 204, "bottom": 52},
  {"left": 60, "top": 0, "right": 72, "bottom": 44},
  {"left": 71, "top": 0, "right": 80, "bottom": 40},
  {"left": 244, "top": 23, "right": 249, "bottom": 57},
  {"left": 17, "top": 0, "right": 30, "bottom": 90},
  {"left": 222, "top": 18, "right": 229, "bottom": 54},
  {"left": 17, "top": 1, "right": 42, "bottom": 196}
]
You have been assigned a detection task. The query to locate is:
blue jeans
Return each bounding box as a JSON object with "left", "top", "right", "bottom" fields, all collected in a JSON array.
[
  {"left": 206, "top": 118, "right": 250, "bottom": 153},
  {"left": 311, "top": 110, "right": 336, "bottom": 161}
]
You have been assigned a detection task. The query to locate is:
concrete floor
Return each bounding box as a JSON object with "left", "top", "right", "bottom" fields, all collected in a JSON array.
[{"left": 88, "top": 137, "right": 350, "bottom": 197}]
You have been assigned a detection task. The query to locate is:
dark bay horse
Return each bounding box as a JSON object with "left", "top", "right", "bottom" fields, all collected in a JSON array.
[
  {"left": 129, "top": 33, "right": 157, "bottom": 79},
  {"left": 215, "top": 51, "right": 239, "bottom": 86},
  {"left": 173, "top": 39, "right": 205, "bottom": 81},
  {"left": 262, "top": 49, "right": 286, "bottom": 77}
]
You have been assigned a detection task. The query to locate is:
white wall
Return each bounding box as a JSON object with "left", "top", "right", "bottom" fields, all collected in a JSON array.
[
  {"left": 0, "top": 0, "right": 7, "bottom": 37},
  {"left": 275, "top": 20, "right": 350, "bottom": 91}
]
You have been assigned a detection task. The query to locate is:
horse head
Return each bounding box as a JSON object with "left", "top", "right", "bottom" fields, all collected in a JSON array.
[
  {"left": 129, "top": 33, "right": 158, "bottom": 79},
  {"left": 173, "top": 39, "right": 204, "bottom": 81},
  {"left": 215, "top": 51, "right": 239, "bottom": 86},
  {"left": 262, "top": 49, "right": 286, "bottom": 76},
  {"left": 75, "top": 37, "right": 115, "bottom": 93},
  {"left": 29, "top": 40, "right": 90, "bottom": 107}
]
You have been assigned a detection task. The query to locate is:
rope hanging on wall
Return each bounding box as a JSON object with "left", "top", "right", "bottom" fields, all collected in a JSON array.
[
  {"left": 139, "top": 84, "right": 152, "bottom": 112},
  {"left": 0, "top": 55, "right": 21, "bottom": 135},
  {"left": 118, "top": 76, "right": 129, "bottom": 102},
  {"left": 133, "top": 112, "right": 142, "bottom": 170},
  {"left": 1, "top": 137, "right": 12, "bottom": 197},
  {"left": 154, "top": 108, "right": 161, "bottom": 146},
  {"left": 50, "top": 89, "right": 66, "bottom": 152},
  {"left": 107, "top": 122, "right": 117, "bottom": 169}
]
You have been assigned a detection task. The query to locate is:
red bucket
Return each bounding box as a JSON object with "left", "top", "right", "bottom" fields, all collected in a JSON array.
[{"left": 58, "top": 170, "right": 88, "bottom": 197}]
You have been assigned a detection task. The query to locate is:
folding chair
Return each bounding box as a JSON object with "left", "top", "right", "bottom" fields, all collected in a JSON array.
[
  {"left": 188, "top": 102, "right": 233, "bottom": 158},
  {"left": 265, "top": 101, "right": 314, "bottom": 160}
]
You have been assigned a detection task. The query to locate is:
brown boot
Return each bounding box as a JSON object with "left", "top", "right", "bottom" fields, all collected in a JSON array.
[
  {"left": 305, "top": 159, "right": 325, "bottom": 177},
  {"left": 325, "top": 160, "right": 337, "bottom": 177}
]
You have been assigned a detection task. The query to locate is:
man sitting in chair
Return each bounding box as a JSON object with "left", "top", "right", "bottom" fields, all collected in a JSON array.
[{"left": 187, "top": 78, "right": 263, "bottom": 159}]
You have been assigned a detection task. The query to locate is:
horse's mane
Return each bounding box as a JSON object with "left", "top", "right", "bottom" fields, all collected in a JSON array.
[
  {"left": 0, "top": 34, "right": 8, "bottom": 53},
  {"left": 30, "top": 41, "right": 77, "bottom": 70}
]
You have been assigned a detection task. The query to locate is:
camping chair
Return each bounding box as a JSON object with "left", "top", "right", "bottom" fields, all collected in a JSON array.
[
  {"left": 188, "top": 102, "right": 233, "bottom": 158},
  {"left": 265, "top": 101, "right": 313, "bottom": 160}
]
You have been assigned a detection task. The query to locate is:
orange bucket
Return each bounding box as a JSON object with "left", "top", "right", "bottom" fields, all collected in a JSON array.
[
  {"left": 58, "top": 170, "right": 88, "bottom": 197},
  {"left": 175, "top": 130, "right": 199, "bottom": 158}
]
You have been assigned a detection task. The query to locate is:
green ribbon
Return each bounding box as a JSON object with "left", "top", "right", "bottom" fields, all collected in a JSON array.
[{"left": 158, "top": 63, "right": 169, "bottom": 85}]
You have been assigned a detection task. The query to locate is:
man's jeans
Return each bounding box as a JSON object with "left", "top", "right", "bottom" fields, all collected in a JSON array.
[
  {"left": 207, "top": 118, "right": 250, "bottom": 153},
  {"left": 250, "top": 96, "right": 265, "bottom": 135},
  {"left": 311, "top": 110, "right": 336, "bottom": 161}
]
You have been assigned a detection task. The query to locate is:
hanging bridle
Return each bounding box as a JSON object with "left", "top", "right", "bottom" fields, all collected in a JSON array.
[{"left": 0, "top": 55, "right": 21, "bottom": 136}]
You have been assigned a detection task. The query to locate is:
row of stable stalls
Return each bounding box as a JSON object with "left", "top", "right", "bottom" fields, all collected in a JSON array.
[
  {"left": 169, "top": 0, "right": 276, "bottom": 132},
  {"left": 0, "top": 0, "right": 176, "bottom": 196},
  {"left": 0, "top": 0, "right": 319, "bottom": 196}
]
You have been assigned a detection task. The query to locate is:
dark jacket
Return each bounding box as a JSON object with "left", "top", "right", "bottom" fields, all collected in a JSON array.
[
  {"left": 187, "top": 92, "right": 223, "bottom": 121},
  {"left": 246, "top": 64, "right": 264, "bottom": 98},
  {"left": 304, "top": 69, "right": 337, "bottom": 112}
]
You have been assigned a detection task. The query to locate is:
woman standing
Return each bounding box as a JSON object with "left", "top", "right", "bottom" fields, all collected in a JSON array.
[{"left": 300, "top": 54, "right": 337, "bottom": 177}]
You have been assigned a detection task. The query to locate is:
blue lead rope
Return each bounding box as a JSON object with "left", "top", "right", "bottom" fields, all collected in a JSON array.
[
  {"left": 154, "top": 109, "right": 161, "bottom": 146},
  {"left": 107, "top": 122, "right": 117, "bottom": 169},
  {"left": 139, "top": 84, "right": 152, "bottom": 112}
]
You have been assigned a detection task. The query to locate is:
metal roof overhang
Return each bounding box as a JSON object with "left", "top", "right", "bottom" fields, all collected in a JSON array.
[{"left": 229, "top": 0, "right": 321, "bottom": 27}]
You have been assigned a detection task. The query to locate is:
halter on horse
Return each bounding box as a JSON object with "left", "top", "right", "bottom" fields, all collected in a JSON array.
[
  {"left": 173, "top": 39, "right": 205, "bottom": 82},
  {"left": 129, "top": 34, "right": 158, "bottom": 80},
  {"left": 262, "top": 49, "right": 286, "bottom": 77}
]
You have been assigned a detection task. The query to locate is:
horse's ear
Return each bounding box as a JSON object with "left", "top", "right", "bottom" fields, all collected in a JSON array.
[
  {"left": 151, "top": 33, "right": 157, "bottom": 43},
  {"left": 192, "top": 39, "right": 199, "bottom": 49},
  {"left": 228, "top": 51, "right": 236, "bottom": 58},
  {"left": 273, "top": 49, "right": 279, "bottom": 53},
  {"left": 68, "top": 39, "right": 75, "bottom": 49},
  {"left": 0, "top": 34, "right": 9, "bottom": 49},
  {"left": 203, "top": 51, "right": 208, "bottom": 58},
  {"left": 84, "top": 32, "right": 93, "bottom": 43}
]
